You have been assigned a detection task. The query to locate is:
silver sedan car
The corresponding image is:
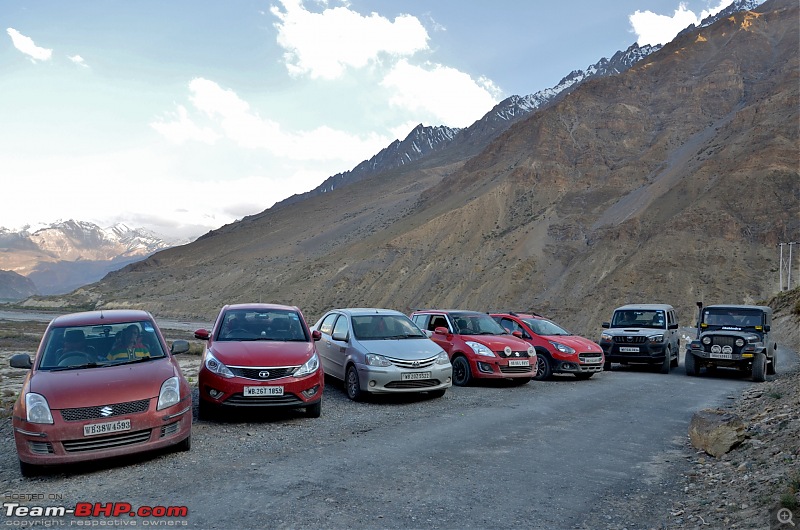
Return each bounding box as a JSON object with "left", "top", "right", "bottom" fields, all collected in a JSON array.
[{"left": 314, "top": 308, "right": 452, "bottom": 400}]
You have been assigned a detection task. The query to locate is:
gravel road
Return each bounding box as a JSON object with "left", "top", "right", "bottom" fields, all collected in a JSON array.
[{"left": 1, "top": 312, "right": 797, "bottom": 530}]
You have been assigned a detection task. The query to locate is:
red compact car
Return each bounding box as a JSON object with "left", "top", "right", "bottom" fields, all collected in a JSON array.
[
  {"left": 410, "top": 310, "right": 536, "bottom": 386},
  {"left": 194, "top": 303, "right": 323, "bottom": 419},
  {"left": 10, "top": 310, "right": 193, "bottom": 477},
  {"left": 491, "top": 312, "right": 604, "bottom": 380}
]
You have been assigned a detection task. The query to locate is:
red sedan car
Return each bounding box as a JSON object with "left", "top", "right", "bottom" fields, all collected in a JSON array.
[
  {"left": 194, "top": 303, "right": 323, "bottom": 419},
  {"left": 10, "top": 310, "right": 193, "bottom": 477}
]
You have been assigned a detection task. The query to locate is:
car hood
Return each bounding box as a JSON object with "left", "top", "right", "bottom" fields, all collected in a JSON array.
[
  {"left": 461, "top": 334, "right": 530, "bottom": 351},
  {"left": 355, "top": 338, "right": 444, "bottom": 360},
  {"left": 602, "top": 328, "right": 662, "bottom": 336},
  {"left": 541, "top": 335, "right": 603, "bottom": 352},
  {"left": 211, "top": 340, "right": 315, "bottom": 366},
  {"left": 29, "top": 359, "right": 177, "bottom": 410}
]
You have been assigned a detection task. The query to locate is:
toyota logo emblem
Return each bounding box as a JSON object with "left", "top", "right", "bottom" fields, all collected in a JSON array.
[
  {"left": 412, "top": 361, "right": 420, "bottom": 368},
  {"left": 259, "top": 370, "right": 270, "bottom": 378}
]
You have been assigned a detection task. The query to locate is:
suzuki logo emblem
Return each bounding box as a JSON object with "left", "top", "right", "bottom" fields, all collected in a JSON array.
[
  {"left": 259, "top": 370, "right": 270, "bottom": 378},
  {"left": 100, "top": 406, "right": 113, "bottom": 417}
]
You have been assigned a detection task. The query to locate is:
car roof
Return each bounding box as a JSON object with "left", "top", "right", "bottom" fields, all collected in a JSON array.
[
  {"left": 704, "top": 304, "right": 771, "bottom": 314},
  {"left": 413, "top": 309, "right": 486, "bottom": 316},
  {"left": 613, "top": 304, "right": 674, "bottom": 311},
  {"left": 49, "top": 309, "right": 154, "bottom": 327},
  {"left": 222, "top": 303, "right": 300, "bottom": 312},
  {"left": 490, "top": 312, "right": 543, "bottom": 320},
  {"left": 331, "top": 308, "right": 406, "bottom": 317}
]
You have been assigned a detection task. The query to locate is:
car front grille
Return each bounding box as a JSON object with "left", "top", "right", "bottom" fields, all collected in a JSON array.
[
  {"left": 224, "top": 393, "right": 304, "bottom": 406},
  {"left": 612, "top": 336, "right": 647, "bottom": 344},
  {"left": 495, "top": 350, "right": 530, "bottom": 358},
  {"left": 499, "top": 365, "right": 533, "bottom": 374},
  {"left": 62, "top": 429, "right": 152, "bottom": 453},
  {"left": 388, "top": 356, "right": 438, "bottom": 369},
  {"left": 61, "top": 399, "right": 150, "bottom": 422},
  {"left": 385, "top": 379, "right": 442, "bottom": 389},
  {"left": 579, "top": 353, "right": 603, "bottom": 363},
  {"left": 229, "top": 366, "right": 298, "bottom": 380},
  {"left": 710, "top": 336, "right": 736, "bottom": 347}
]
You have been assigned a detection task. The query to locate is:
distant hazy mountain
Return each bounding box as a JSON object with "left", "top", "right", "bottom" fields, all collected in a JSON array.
[
  {"left": 0, "top": 220, "right": 182, "bottom": 297},
  {"left": 0, "top": 270, "right": 38, "bottom": 301}
]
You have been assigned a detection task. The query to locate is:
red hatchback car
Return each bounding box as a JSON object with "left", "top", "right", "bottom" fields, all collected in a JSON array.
[
  {"left": 410, "top": 310, "right": 536, "bottom": 386},
  {"left": 491, "top": 312, "right": 604, "bottom": 380},
  {"left": 9, "top": 310, "right": 193, "bottom": 477},
  {"left": 194, "top": 303, "right": 323, "bottom": 419}
]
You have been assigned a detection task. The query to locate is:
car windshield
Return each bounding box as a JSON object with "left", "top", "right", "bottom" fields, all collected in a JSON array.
[
  {"left": 702, "top": 308, "right": 764, "bottom": 328},
  {"left": 217, "top": 309, "right": 309, "bottom": 342},
  {"left": 523, "top": 318, "right": 570, "bottom": 336},
  {"left": 610, "top": 309, "right": 665, "bottom": 329},
  {"left": 351, "top": 315, "right": 426, "bottom": 340},
  {"left": 452, "top": 313, "right": 507, "bottom": 335},
  {"left": 38, "top": 320, "right": 166, "bottom": 370}
]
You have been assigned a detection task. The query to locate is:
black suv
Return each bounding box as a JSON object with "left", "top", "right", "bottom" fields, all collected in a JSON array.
[{"left": 685, "top": 303, "right": 777, "bottom": 382}]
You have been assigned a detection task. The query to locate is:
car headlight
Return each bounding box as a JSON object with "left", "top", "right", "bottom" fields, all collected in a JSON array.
[
  {"left": 465, "top": 341, "right": 495, "bottom": 357},
  {"left": 157, "top": 376, "right": 181, "bottom": 410},
  {"left": 527, "top": 345, "right": 535, "bottom": 356},
  {"left": 600, "top": 333, "right": 612, "bottom": 342},
  {"left": 294, "top": 353, "right": 320, "bottom": 376},
  {"left": 435, "top": 351, "right": 450, "bottom": 365},
  {"left": 701, "top": 336, "right": 711, "bottom": 345},
  {"left": 205, "top": 350, "right": 234, "bottom": 378},
  {"left": 549, "top": 341, "right": 575, "bottom": 354},
  {"left": 648, "top": 334, "right": 664, "bottom": 343},
  {"left": 25, "top": 393, "right": 54, "bottom": 424},
  {"left": 365, "top": 354, "right": 393, "bottom": 367},
  {"left": 735, "top": 338, "right": 745, "bottom": 347}
]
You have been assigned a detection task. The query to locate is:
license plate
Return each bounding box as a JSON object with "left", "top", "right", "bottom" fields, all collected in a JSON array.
[
  {"left": 619, "top": 347, "right": 639, "bottom": 353},
  {"left": 401, "top": 372, "right": 431, "bottom": 381},
  {"left": 244, "top": 386, "right": 284, "bottom": 396},
  {"left": 583, "top": 357, "right": 602, "bottom": 364},
  {"left": 709, "top": 353, "right": 733, "bottom": 360},
  {"left": 508, "top": 359, "right": 530, "bottom": 367},
  {"left": 84, "top": 419, "right": 131, "bottom": 437}
]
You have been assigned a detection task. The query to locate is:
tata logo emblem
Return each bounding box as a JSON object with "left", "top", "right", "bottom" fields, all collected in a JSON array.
[
  {"left": 259, "top": 370, "right": 270, "bottom": 378},
  {"left": 100, "top": 406, "right": 113, "bottom": 417}
]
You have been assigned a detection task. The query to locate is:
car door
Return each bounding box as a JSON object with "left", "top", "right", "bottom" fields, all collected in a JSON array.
[
  {"left": 328, "top": 314, "right": 351, "bottom": 379},
  {"left": 426, "top": 314, "right": 454, "bottom": 354},
  {"left": 667, "top": 310, "right": 679, "bottom": 353},
  {"left": 316, "top": 312, "right": 339, "bottom": 376}
]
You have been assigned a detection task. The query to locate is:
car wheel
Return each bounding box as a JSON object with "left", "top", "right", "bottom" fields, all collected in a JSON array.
[
  {"left": 684, "top": 351, "right": 699, "bottom": 376},
  {"left": 534, "top": 354, "right": 552, "bottom": 381},
  {"left": 574, "top": 372, "right": 594, "bottom": 380},
  {"left": 660, "top": 348, "right": 672, "bottom": 374},
  {"left": 198, "top": 399, "right": 215, "bottom": 421},
  {"left": 671, "top": 350, "right": 679, "bottom": 368},
  {"left": 428, "top": 388, "right": 447, "bottom": 398},
  {"left": 752, "top": 352, "right": 767, "bottom": 382},
  {"left": 603, "top": 360, "right": 612, "bottom": 371},
  {"left": 306, "top": 401, "right": 322, "bottom": 418},
  {"left": 767, "top": 354, "right": 776, "bottom": 375},
  {"left": 451, "top": 356, "right": 473, "bottom": 386},
  {"left": 345, "top": 365, "right": 364, "bottom": 401},
  {"left": 175, "top": 434, "right": 191, "bottom": 452},
  {"left": 19, "top": 460, "right": 39, "bottom": 478}
]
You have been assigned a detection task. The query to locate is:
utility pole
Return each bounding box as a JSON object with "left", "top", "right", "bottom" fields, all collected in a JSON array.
[{"left": 779, "top": 242, "right": 797, "bottom": 291}]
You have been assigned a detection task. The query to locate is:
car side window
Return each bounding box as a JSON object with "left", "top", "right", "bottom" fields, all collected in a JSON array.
[
  {"left": 319, "top": 313, "right": 338, "bottom": 336},
  {"left": 331, "top": 316, "right": 349, "bottom": 342},
  {"left": 412, "top": 314, "right": 428, "bottom": 329},
  {"left": 429, "top": 315, "right": 449, "bottom": 332},
  {"left": 500, "top": 318, "right": 522, "bottom": 335}
]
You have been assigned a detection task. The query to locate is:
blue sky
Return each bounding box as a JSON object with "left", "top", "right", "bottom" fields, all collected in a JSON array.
[{"left": 2, "top": 0, "right": 739, "bottom": 239}]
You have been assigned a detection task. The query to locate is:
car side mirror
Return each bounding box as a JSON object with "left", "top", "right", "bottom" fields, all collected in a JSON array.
[
  {"left": 601, "top": 322, "right": 610, "bottom": 329},
  {"left": 332, "top": 331, "right": 348, "bottom": 342},
  {"left": 194, "top": 329, "right": 210, "bottom": 340},
  {"left": 763, "top": 325, "right": 770, "bottom": 332},
  {"left": 312, "top": 330, "right": 322, "bottom": 341},
  {"left": 10, "top": 353, "right": 33, "bottom": 369},
  {"left": 512, "top": 330, "right": 523, "bottom": 338},
  {"left": 424, "top": 330, "right": 433, "bottom": 337},
  {"left": 434, "top": 326, "right": 449, "bottom": 335},
  {"left": 171, "top": 340, "right": 190, "bottom": 355},
  {"left": 668, "top": 323, "right": 678, "bottom": 330}
]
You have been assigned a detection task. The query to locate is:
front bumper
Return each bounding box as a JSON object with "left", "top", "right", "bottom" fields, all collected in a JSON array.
[
  {"left": 199, "top": 368, "right": 324, "bottom": 409},
  {"left": 354, "top": 363, "right": 453, "bottom": 394},
  {"left": 600, "top": 341, "right": 668, "bottom": 364},
  {"left": 467, "top": 355, "right": 537, "bottom": 379},
  {"left": 552, "top": 352, "right": 604, "bottom": 374}
]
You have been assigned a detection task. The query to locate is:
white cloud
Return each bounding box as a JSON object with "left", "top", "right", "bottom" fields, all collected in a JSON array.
[
  {"left": 381, "top": 60, "right": 502, "bottom": 128},
  {"left": 270, "top": 0, "right": 429, "bottom": 79},
  {"left": 7, "top": 28, "right": 53, "bottom": 62},
  {"left": 629, "top": 1, "right": 731, "bottom": 46},
  {"left": 68, "top": 54, "right": 89, "bottom": 68},
  {"left": 150, "top": 105, "right": 221, "bottom": 144}
]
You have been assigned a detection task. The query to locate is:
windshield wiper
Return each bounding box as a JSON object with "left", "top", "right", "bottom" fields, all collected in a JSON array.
[{"left": 50, "top": 362, "right": 101, "bottom": 371}]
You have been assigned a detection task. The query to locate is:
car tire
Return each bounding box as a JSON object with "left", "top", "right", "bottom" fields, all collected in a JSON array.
[
  {"left": 19, "top": 460, "right": 39, "bottom": 478},
  {"left": 767, "top": 354, "right": 776, "bottom": 376},
  {"left": 345, "top": 365, "right": 364, "bottom": 401},
  {"left": 603, "top": 360, "right": 612, "bottom": 371},
  {"left": 198, "top": 399, "right": 215, "bottom": 421},
  {"left": 175, "top": 434, "right": 191, "bottom": 452},
  {"left": 752, "top": 352, "right": 767, "bottom": 382},
  {"left": 671, "top": 350, "right": 679, "bottom": 368},
  {"left": 685, "top": 351, "right": 699, "bottom": 376},
  {"left": 534, "top": 354, "right": 552, "bottom": 381},
  {"left": 306, "top": 400, "right": 322, "bottom": 418},
  {"left": 660, "top": 348, "right": 672, "bottom": 374},
  {"left": 574, "top": 372, "right": 594, "bottom": 380},
  {"left": 451, "top": 356, "right": 473, "bottom": 387},
  {"left": 428, "top": 388, "right": 447, "bottom": 398}
]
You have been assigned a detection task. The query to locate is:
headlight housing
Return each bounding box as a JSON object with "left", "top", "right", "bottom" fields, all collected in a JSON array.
[
  {"left": 702, "top": 336, "right": 712, "bottom": 345},
  {"left": 527, "top": 345, "right": 535, "bottom": 356},
  {"left": 600, "top": 333, "right": 612, "bottom": 342},
  {"left": 648, "top": 334, "right": 664, "bottom": 343},
  {"left": 435, "top": 351, "right": 450, "bottom": 365},
  {"left": 25, "top": 393, "right": 54, "bottom": 424},
  {"left": 549, "top": 341, "right": 575, "bottom": 354},
  {"left": 294, "top": 353, "right": 320, "bottom": 376},
  {"left": 465, "top": 341, "right": 495, "bottom": 357},
  {"left": 205, "top": 350, "right": 234, "bottom": 378},
  {"left": 365, "top": 353, "right": 393, "bottom": 367},
  {"left": 735, "top": 338, "right": 745, "bottom": 347},
  {"left": 157, "top": 376, "right": 181, "bottom": 410}
]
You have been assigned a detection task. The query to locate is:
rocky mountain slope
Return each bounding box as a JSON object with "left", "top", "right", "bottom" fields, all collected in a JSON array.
[{"left": 21, "top": 0, "right": 798, "bottom": 338}]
